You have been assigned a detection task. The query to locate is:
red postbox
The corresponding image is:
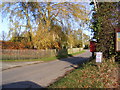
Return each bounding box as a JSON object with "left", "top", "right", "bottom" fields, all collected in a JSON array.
[
  {"left": 90, "top": 41, "right": 96, "bottom": 52},
  {"left": 90, "top": 41, "right": 96, "bottom": 57}
]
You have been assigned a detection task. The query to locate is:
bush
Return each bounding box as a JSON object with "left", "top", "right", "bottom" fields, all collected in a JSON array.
[
  {"left": 1, "top": 41, "right": 33, "bottom": 49},
  {"left": 84, "top": 45, "right": 89, "bottom": 49}
]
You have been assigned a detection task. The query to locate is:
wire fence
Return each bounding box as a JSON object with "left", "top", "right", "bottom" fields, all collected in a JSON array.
[{"left": 1, "top": 48, "right": 83, "bottom": 60}]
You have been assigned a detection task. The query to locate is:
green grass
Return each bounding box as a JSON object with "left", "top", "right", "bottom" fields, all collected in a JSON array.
[
  {"left": 49, "top": 59, "right": 119, "bottom": 88},
  {"left": 69, "top": 50, "right": 85, "bottom": 56},
  {"left": 2, "top": 57, "right": 57, "bottom": 62},
  {"left": 2, "top": 50, "right": 85, "bottom": 62}
]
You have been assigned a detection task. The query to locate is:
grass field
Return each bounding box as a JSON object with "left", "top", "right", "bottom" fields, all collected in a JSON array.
[
  {"left": 49, "top": 59, "right": 119, "bottom": 88},
  {"left": 2, "top": 50, "right": 85, "bottom": 62}
]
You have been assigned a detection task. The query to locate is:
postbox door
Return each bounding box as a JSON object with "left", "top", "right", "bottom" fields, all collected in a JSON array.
[{"left": 90, "top": 41, "right": 96, "bottom": 52}]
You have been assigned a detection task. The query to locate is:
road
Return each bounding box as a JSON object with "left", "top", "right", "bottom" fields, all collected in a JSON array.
[
  {"left": 2, "top": 61, "right": 43, "bottom": 70},
  {"left": 2, "top": 50, "right": 91, "bottom": 89}
]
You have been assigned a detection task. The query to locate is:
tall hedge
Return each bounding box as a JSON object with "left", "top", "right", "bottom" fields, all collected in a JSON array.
[{"left": 91, "top": 2, "right": 120, "bottom": 60}]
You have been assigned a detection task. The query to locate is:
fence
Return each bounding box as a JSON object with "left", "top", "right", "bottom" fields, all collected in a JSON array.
[{"left": 1, "top": 48, "right": 83, "bottom": 60}]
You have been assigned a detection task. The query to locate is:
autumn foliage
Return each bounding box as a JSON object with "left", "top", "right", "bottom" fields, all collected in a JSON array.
[
  {"left": 1, "top": 2, "right": 89, "bottom": 50},
  {"left": 1, "top": 41, "right": 33, "bottom": 49}
]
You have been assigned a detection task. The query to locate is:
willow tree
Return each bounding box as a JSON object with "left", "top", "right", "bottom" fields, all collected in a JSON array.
[{"left": 1, "top": 2, "right": 88, "bottom": 49}]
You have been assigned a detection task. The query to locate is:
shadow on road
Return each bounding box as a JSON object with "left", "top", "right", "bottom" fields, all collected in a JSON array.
[
  {"left": 2, "top": 81, "right": 44, "bottom": 90},
  {"left": 56, "top": 49, "right": 91, "bottom": 67}
]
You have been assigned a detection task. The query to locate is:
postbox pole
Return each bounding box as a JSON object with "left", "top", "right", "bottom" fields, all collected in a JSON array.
[{"left": 92, "top": 52, "right": 94, "bottom": 57}]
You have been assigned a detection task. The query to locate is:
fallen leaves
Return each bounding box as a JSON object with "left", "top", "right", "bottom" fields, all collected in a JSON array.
[{"left": 49, "top": 60, "right": 119, "bottom": 88}]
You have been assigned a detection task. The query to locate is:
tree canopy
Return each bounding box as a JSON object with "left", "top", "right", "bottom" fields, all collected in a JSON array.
[{"left": 1, "top": 2, "right": 90, "bottom": 49}]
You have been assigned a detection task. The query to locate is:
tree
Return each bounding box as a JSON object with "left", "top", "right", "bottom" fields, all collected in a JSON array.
[
  {"left": 1, "top": 2, "right": 88, "bottom": 49},
  {"left": 1, "top": 31, "right": 7, "bottom": 41},
  {"left": 91, "top": 2, "right": 120, "bottom": 59}
]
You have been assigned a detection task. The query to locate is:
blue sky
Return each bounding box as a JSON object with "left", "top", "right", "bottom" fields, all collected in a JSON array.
[
  {"left": 118, "top": 32, "right": 120, "bottom": 38},
  {"left": 0, "top": 14, "right": 10, "bottom": 40},
  {"left": 0, "top": 2, "right": 93, "bottom": 40}
]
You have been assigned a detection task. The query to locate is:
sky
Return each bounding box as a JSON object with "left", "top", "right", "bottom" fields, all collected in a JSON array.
[
  {"left": 118, "top": 32, "right": 120, "bottom": 38},
  {"left": 0, "top": 1, "right": 94, "bottom": 41}
]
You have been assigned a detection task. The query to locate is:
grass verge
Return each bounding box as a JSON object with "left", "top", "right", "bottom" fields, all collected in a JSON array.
[
  {"left": 49, "top": 59, "right": 119, "bottom": 88},
  {"left": 2, "top": 50, "right": 85, "bottom": 62}
]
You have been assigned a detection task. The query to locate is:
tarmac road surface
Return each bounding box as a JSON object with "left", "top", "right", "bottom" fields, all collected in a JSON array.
[{"left": 2, "top": 50, "right": 91, "bottom": 89}]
